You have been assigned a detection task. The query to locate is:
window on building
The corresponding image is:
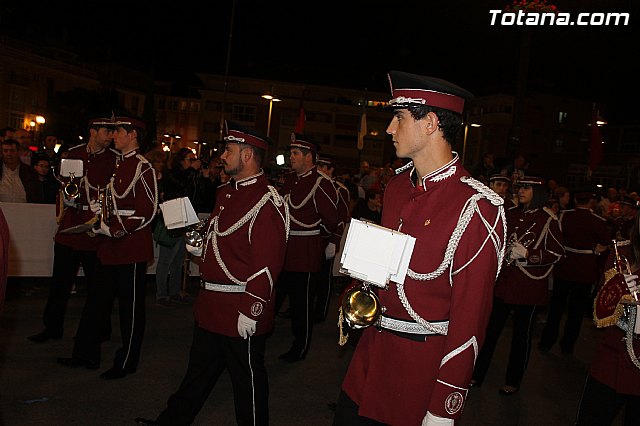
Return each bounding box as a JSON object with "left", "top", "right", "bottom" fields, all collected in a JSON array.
[
  {"left": 190, "top": 101, "right": 200, "bottom": 112},
  {"left": 307, "top": 112, "right": 332, "bottom": 123},
  {"left": 558, "top": 111, "right": 568, "bottom": 124},
  {"left": 335, "top": 114, "right": 359, "bottom": 132},
  {"left": 231, "top": 105, "right": 256, "bottom": 123},
  {"left": 179, "top": 101, "right": 188, "bottom": 111},
  {"left": 157, "top": 97, "right": 166, "bottom": 110},
  {"left": 131, "top": 96, "right": 140, "bottom": 112},
  {"left": 205, "top": 100, "right": 220, "bottom": 111}
]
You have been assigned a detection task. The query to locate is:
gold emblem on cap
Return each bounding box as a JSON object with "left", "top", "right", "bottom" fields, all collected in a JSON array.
[
  {"left": 290, "top": 132, "right": 296, "bottom": 143},
  {"left": 424, "top": 219, "right": 431, "bottom": 226}
]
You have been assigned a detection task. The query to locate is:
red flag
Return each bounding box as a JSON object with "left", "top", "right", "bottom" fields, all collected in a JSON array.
[
  {"left": 588, "top": 107, "right": 603, "bottom": 173},
  {"left": 294, "top": 105, "right": 305, "bottom": 133}
]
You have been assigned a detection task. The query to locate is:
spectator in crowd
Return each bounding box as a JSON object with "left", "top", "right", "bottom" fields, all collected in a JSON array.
[
  {"left": 152, "top": 148, "right": 190, "bottom": 307},
  {"left": 164, "top": 148, "right": 215, "bottom": 214},
  {"left": 1, "top": 127, "right": 15, "bottom": 140},
  {"left": 39, "top": 134, "right": 61, "bottom": 168},
  {"left": 31, "top": 153, "right": 59, "bottom": 204},
  {"left": 350, "top": 188, "right": 382, "bottom": 224},
  {"left": 474, "top": 152, "right": 496, "bottom": 185},
  {"left": 598, "top": 187, "right": 618, "bottom": 219},
  {"left": 554, "top": 186, "right": 572, "bottom": 211},
  {"left": 14, "top": 129, "right": 34, "bottom": 166},
  {"left": 0, "top": 138, "right": 41, "bottom": 203},
  {"left": 501, "top": 152, "right": 527, "bottom": 184}
]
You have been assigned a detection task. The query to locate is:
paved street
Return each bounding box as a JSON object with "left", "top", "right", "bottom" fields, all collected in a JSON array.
[{"left": 0, "top": 276, "right": 625, "bottom": 425}]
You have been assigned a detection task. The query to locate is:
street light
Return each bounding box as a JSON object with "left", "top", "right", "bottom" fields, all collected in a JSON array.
[
  {"left": 462, "top": 122, "right": 481, "bottom": 166},
  {"left": 261, "top": 93, "right": 281, "bottom": 137}
]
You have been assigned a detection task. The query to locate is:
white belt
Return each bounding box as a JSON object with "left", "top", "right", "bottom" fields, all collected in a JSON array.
[
  {"left": 201, "top": 281, "right": 246, "bottom": 293},
  {"left": 564, "top": 246, "right": 594, "bottom": 254},
  {"left": 113, "top": 209, "right": 135, "bottom": 217},
  {"left": 379, "top": 315, "right": 449, "bottom": 335},
  {"left": 289, "top": 229, "right": 321, "bottom": 236}
]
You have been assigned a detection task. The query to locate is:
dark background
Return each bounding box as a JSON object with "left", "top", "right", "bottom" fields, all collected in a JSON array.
[{"left": 1, "top": 0, "right": 638, "bottom": 123}]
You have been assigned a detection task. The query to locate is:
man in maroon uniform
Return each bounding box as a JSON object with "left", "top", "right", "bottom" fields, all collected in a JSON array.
[
  {"left": 576, "top": 217, "right": 640, "bottom": 425},
  {"left": 135, "top": 121, "right": 288, "bottom": 426},
  {"left": 29, "top": 116, "right": 117, "bottom": 343},
  {"left": 539, "top": 189, "right": 610, "bottom": 354},
  {"left": 276, "top": 133, "right": 340, "bottom": 362},
  {"left": 314, "top": 154, "right": 349, "bottom": 322},
  {"left": 472, "top": 177, "right": 564, "bottom": 395},
  {"left": 58, "top": 114, "right": 157, "bottom": 379},
  {"left": 333, "top": 71, "right": 507, "bottom": 425}
]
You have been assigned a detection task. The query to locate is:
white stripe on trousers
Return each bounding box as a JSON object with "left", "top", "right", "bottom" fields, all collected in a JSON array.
[
  {"left": 248, "top": 337, "right": 256, "bottom": 426},
  {"left": 122, "top": 263, "right": 137, "bottom": 369}
]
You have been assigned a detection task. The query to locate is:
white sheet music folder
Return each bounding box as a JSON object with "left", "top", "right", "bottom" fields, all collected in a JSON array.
[
  {"left": 160, "top": 197, "right": 200, "bottom": 229},
  {"left": 339, "top": 218, "right": 416, "bottom": 288}
]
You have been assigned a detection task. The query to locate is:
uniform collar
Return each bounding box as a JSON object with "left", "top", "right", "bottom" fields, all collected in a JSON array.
[
  {"left": 298, "top": 167, "right": 315, "bottom": 179},
  {"left": 410, "top": 152, "right": 459, "bottom": 191},
  {"left": 231, "top": 170, "right": 264, "bottom": 190}
]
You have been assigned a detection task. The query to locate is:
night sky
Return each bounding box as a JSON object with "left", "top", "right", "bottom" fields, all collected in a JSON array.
[{"left": 1, "top": 0, "right": 638, "bottom": 124}]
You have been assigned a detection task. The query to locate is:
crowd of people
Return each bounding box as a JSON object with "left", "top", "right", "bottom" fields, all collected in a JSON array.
[{"left": 0, "top": 69, "right": 637, "bottom": 426}]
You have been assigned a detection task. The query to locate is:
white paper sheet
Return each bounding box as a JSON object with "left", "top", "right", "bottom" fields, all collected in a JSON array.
[
  {"left": 339, "top": 218, "right": 415, "bottom": 288},
  {"left": 160, "top": 197, "right": 200, "bottom": 229}
]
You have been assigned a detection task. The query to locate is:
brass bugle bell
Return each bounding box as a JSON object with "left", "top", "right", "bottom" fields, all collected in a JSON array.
[
  {"left": 340, "top": 282, "right": 382, "bottom": 329},
  {"left": 64, "top": 173, "right": 80, "bottom": 199},
  {"left": 185, "top": 219, "right": 207, "bottom": 248}
]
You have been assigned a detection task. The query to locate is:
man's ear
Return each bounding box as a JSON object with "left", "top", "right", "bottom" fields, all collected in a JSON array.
[{"left": 424, "top": 112, "right": 440, "bottom": 135}]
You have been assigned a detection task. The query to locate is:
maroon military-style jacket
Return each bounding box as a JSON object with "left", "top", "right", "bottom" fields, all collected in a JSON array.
[
  {"left": 194, "top": 171, "right": 288, "bottom": 337},
  {"left": 97, "top": 150, "right": 157, "bottom": 265},
  {"left": 554, "top": 207, "right": 610, "bottom": 283},
  {"left": 494, "top": 206, "right": 564, "bottom": 305},
  {"left": 341, "top": 157, "right": 506, "bottom": 424},
  {"left": 590, "top": 246, "right": 640, "bottom": 396},
  {"left": 280, "top": 167, "right": 339, "bottom": 272},
  {"left": 55, "top": 144, "right": 117, "bottom": 251}
]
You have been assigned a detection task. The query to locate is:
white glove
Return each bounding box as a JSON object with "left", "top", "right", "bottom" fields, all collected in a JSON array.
[
  {"left": 509, "top": 241, "right": 528, "bottom": 261},
  {"left": 624, "top": 273, "right": 638, "bottom": 295},
  {"left": 185, "top": 243, "right": 202, "bottom": 257},
  {"left": 89, "top": 199, "right": 101, "bottom": 215},
  {"left": 237, "top": 313, "right": 257, "bottom": 339},
  {"left": 63, "top": 197, "right": 76, "bottom": 207},
  {"left": 92, "top": 220, "right": 111, "bottom": 237},
  {"left": 325, "top": 242, "right": 336, "bottom": 260},
  {"left": 422, "top": 411, "right": 454, "bottom": 426}
]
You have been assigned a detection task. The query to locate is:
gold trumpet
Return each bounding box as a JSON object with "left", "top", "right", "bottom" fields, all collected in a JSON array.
[{"left": 95, "top": 185, "right": 113, "bottom": 228}]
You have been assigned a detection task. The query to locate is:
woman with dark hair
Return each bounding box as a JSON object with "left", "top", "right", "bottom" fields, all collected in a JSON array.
[
  {"left": 472, "top": 177, "right": 564, "bottom": 394},
  {"left": 575, "top": 209, "right": 640, "bottom": 425}
]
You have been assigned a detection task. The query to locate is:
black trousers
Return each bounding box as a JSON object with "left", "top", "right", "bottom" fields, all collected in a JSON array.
[
  {"left": 313, "top": 256, "right": 334, "bottom": 322},
  {"left": 575, "top": 375, "right": 640, "bottom": 426},
  {"left": 41, "top": 242, "right": 98, "bottom": 336},
  {"left": 156, "top": 326, "right": 268, "bottom": 426},
  {"left": 72, "top": 261, "right": 147, "bottom": 371},
  {"left": 540, "top": 278, "right": 592, "bottom": 353},
  {"left": 275, "top": 270, "right": 317, "bottom": 359},
  {"left": 332, "top": 391, "right": 386, "bottom": 426},
  {"left": 472, "top": 297, "right": 537, "bottom": 387}
]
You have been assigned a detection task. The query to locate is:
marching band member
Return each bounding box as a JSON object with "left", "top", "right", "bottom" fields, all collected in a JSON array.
[
  {"left": 576, "top": 207, "right": 640, "bottom": 425},
  {"left": 59, "top": 114, "right": 157, "bottom": 380},
  {"left": 334, "top": 71, "right": 507, "bottom": 425},
  {"left": 472, "top": 176, "right": 564, "bottom": 395},
  {"left": 135, "top": 121, "right": 289, "bottom": 426},
  {"left": 538, "top": 189, "right": 610, "bottom": 354},
  {"left": 276, "top": 133, "right": 340, "bottom": 362},
  {"left": 31, "top": 116, "right": 117, "bottom": 344}
]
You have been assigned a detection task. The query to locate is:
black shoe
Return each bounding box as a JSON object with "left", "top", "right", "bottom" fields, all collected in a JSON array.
[
  {"left": 100, "top": 367, "right": 134, "bottom": 380},
  {"left": 537, "top": 343, "right": 551, "bottom": 353},
  {"left": 57, "top": 357, "right": 100, "bottom": 370},
  {"left": 134, "top": 418, "right": 159, "bottom": 425},
  {"left": 498, "top": 385, "right": 519, "bottom": 396},
  {"left": 278, "top": 350, "right": 304, "bottom": 363},
  {"left": 28, "top": 330, "right": 62, "bottom": 343}
]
